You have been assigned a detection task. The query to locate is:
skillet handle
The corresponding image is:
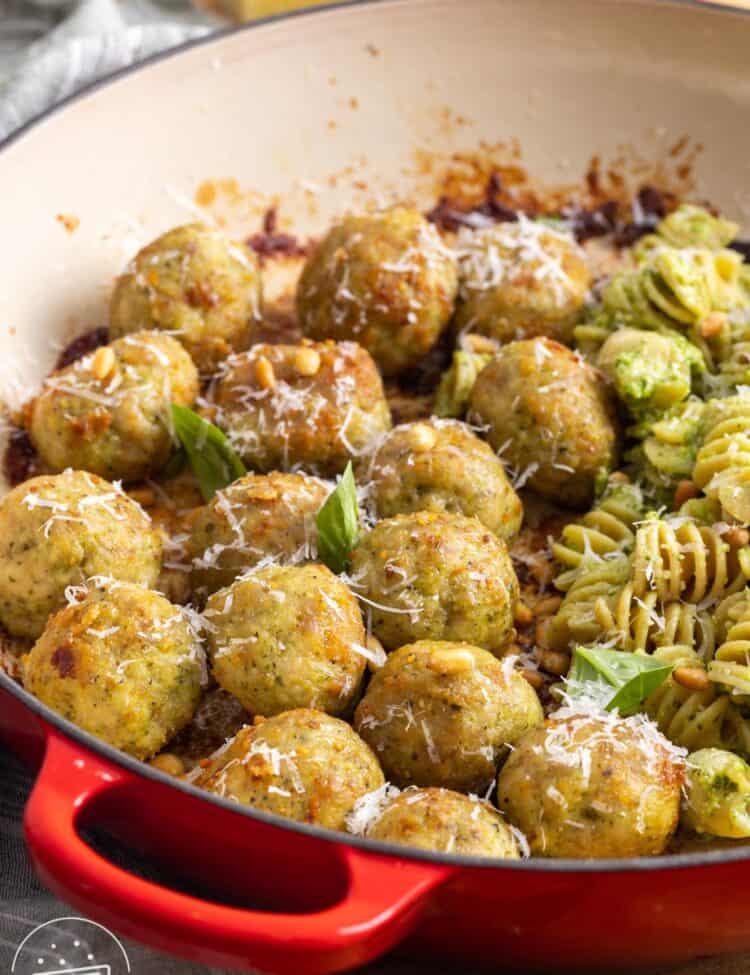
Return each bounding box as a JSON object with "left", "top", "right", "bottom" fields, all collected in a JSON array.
[{"left": 24, "top": 730, "right": 450, "bottom": 975}]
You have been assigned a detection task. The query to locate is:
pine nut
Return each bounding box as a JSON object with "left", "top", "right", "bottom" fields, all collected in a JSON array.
[
  {"left": 294, "top": 347, "right": 321, "bottom": 376},
  {"left": 673, "top": 479, "right": 699, "bottom": 509},
  {"left": 700, "top": 312, "right": 726, "bottom": 339},
  {"left": 534, "top": 595, "right": 563, "bottom": 616},
  {"left": 725, "top": 526, "right": 750, "bottom": 548},
  {"left": 429, "top": 648, "right": 476, "bottom": 675},
  {"left": 91, "top": 346, "right": 116, "bottom": 380},
  {"left": 150, "top": 753, "right": 185, "bottom": 776},
  {"left": 539, "top": 649, "right": 570, "bottom": 676},
  {"left": 608, "top": 471, "right": 630, "bottom": 485},
  {"left": 128, "top": 487, "right": 156, "bottom": 508},
  {"left": 520, "top": 669, "right": 544, "bottom": 689},
  {"left": 672, "top": 666, "right": 710, "bottom": 692},
  {"left": 514, "top": 602, "right": 534, "bottom": 626},
  {"left": 409, "top": 423, "right": 438, "bottom": 453},
  {"left": 255, "top": 355, "right": 276, "bottom": 389},
  {"left": 535, "top": 618, "right": 554, "bottom": 648}
]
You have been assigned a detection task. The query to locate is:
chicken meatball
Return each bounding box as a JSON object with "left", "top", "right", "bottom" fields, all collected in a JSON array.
[
  {"left": 296, "top": 207, "right": 458, "bottom": 376},
  {"left": 210, "top": 341, "right": 391, "bottom": 475},
  {"left": 363, "top": 787, "right": 521, "bottom": 858},
  {"left": 191, "top": 709, "right": 384, "bottom": 830},
  {"left": 109, "top": 223, "right": 261, "bottom": 373},
  {"left": 0, "top": 471, "right": 162, "bottom": 639},
  {"left": 350, "top": 512, "right": 519, "bottom": 652},
  {"left": 354, "top": 641, "right": 543, "bottom": 792},
  {"left": 469, "top": 338, "right": 619, "bottom": 508},
  {"left": 205, "top": 563, "right": 366, "bottom": 717},
  {"left": 496, "top": 712, "right": 684, "bottom": 858},
  {"left": 453, "top": 217, "right": 591, "bottom": 345},
  {"left": 360, "top": 419, "right": 522, "bottom": 540},
  {"left": 23, "top": 581, "right": 204, "bottom": 759},
  {"left": 28, "top": 331, "right": 198, "bottom": 482},
  {"left": 187, "top": 471, "right": 330, "bottom": 595}
]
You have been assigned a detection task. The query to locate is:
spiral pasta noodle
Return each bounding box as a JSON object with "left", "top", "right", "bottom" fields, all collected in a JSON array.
[
  {"left": 546, "top": 557, "right": 631, "bottom": 650},
  {"left": 692, "top": 395, "right": 750, "bottom": 523},
  {"left": 635, "top": 205, "right": 739, "bottom": 256},
  {"left": 718, "top": 317, "right": 750, "bottom": 392},
  {"left": 631, "top": 515, "right": 750, "bottom": 605},
  {"left": 710, "top": 590, "right": 750, "bottom": 698},
  {"left": 644, "top": 646, "right": 747, "bottom": 752},
  {"left": 552, "top": 483, "right": 644, "bottom": 591}
]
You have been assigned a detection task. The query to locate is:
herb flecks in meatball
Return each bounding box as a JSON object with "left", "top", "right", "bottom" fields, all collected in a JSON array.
[
  {"left": 23, "top": 581, "right": 204, "bottom": 759},
  {"left": 454, "top": 216, "right": 591, "bottom": 345},
  {"left": 359, "top": 418, "right": 522, "bottom": 539},
  {"left": 187, "top": 471, "right": 331, "bottom": 596},
  {"left": 496, "top": 711, "right": 684, "bottom": 858},
  {"left": 0, "top": 471, "right": 162, "bottom": 639},
  {"left": 469, "top": 338, "right": 619, "bottom": 508},
  {"left": 191, "top": 709, "right": 384, "bottom": 830},
  {"left": 357, "top": 786, "right": 522, "bottom": 858},
  {"left": 110, "top": 223, "right": 262, "bottom": 374},
  {"left": 350, "top": 511, "right": 519, "bottom": 652},
  {"left": 297, "top": 207, "right": 458, "bottom": 377},
  {"left": 29, "top": 331, "right": 198, "bottom": 482},
  {"left": 205, "top": 563, "right": 367, "bottom": 717},
  {"left": 355, "top": 640, "right": 543, "bottom": 792},
  {"left": 210, "top": 340, "right": 391, "bottom": 476}
]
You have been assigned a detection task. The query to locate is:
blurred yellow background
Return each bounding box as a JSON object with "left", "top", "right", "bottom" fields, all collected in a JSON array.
[{"left": 211, "top": 0, "right": 750, "bottom": 19}]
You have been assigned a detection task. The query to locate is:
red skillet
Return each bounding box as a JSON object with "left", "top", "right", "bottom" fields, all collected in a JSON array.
[{"left": 2, "top": 0, "right": 750, "bottom": 970}]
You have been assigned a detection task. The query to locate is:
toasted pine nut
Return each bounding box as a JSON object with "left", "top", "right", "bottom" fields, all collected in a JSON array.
[
  {"left": 294, "top": 347, "right": 321, "bottom": 376},
  {"left": 514, "top": 602, "right": 534, "bottom": 627},
  {"left": 535, "top": 618, "right": 554, "bottom": 648},
  {"left": 429, "top": 648, "right": 476, "bottom": 675},
  {"left": 128, "top": 487, "right": 156, "bottom": 508},
  {"left": 409, "top": 423, "right": 438, "bottom": 453},
  {"left": 150, "top": 753, "right": 185, "bottom": 776},
  {"left": 534, "top": 595, "right": 563, "bottom": 617},
  {"left": 539, "top": 649, "right": 570, "bottom": 676},
  {"left": 700, "top": 312, "right": 726, "bottom": 339},
  {"left": 673, "top": 479, "right": 699, "bottom": 509},
  {"left": 725, "top": 526, "right": 750, "bottom": 548},
  {"left": 672, "top": 666, "right": 710, "bottom": 692},
  {"left": 520, "top": 669, "right": 544, "bottom": 690},
  {"left": 91, "top": 346, "right": 116, "bottom": 380},
  {"left": 255, "top": 355, "right": 276, "bottom": 389}
]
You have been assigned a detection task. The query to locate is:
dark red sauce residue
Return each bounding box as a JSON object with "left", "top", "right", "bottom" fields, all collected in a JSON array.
[
  {"left": 426, "top": 172, "right": 674, "bottom": 248},
  {"left": 247, "top": 207, "right": 313, "bottom": 264},
  {"left": 55, "top": 326, "right": 109, "bottom": 370},
  {"left": 3, "top": 428, "right": 40, "bottom": 487}
]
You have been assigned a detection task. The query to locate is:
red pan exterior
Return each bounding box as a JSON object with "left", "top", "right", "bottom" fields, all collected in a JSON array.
[{"left": 4, "top": 677, "right": 750, "bottom": 974}]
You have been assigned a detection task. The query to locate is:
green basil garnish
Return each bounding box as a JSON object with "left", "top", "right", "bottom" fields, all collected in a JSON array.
[
  {"left": 566, "top": 645, "right": 673, "bottom": 716},
  {"left": 316, "top": 462, "right": 360, "bottom": 574},
  {"left": 170, "top": 404, "right": 246, "bottom": 502}
]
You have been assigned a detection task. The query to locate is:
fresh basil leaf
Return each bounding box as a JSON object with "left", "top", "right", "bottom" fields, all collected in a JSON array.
[
  {"left": 171, "top": 404, "right": 246, "bottom": 502},
  {"left": 316, "top": 462, "right": 360, "bottom": 574},
  {"left": 567, "top": 645, "right": 673, "bottom": 716},
  {"left": 160, "top": 446, "right": 187, "bottom": 480}
]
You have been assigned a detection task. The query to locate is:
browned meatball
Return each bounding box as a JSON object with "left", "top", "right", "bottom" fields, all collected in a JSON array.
[
  {"left": 354, "top": 640, "right": 543, "bottom": 792},
  {"left": 469, "top": 338, "right": 619, "bottom": 508},
  {"left": 209, "top": 340, "right": 391, "bottom": 475}
]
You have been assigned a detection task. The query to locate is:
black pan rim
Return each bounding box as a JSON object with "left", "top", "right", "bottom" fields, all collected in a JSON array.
[{"left": 2, "top": 0, "right": 750, "bottom": 881}]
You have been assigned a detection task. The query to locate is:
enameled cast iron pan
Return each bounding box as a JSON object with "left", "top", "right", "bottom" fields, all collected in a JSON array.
[{"left": 3, "top": 1, "right": 750, "bottom": 971}]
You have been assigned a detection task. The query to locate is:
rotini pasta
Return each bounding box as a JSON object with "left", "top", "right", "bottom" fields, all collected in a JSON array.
[
  {"left": 692, "top": 394, "right": 750, "bottom": 522},
  {"left": 710, "top": 589, "right": 750, "bottom": 698},
  {"left": 635, "top": 205, "right": 739, "bottom": 257},
  {"left": 546, "top": 557, "right": 632, "bottom": 650},
  {"left": 552, "top": 482, "right": 644, "bottom": 591},
  {"left": 717, "top": 315, "right": 750, "bottom": 392},
  {"left": 627, "top": 398, "right": 705, "bottom": 504},
  {"left": 644, "top": 646, "right": 747, "bottom": 752},
  {"left": 631, "top": 514, "right": 750, "bottom": 605}
]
